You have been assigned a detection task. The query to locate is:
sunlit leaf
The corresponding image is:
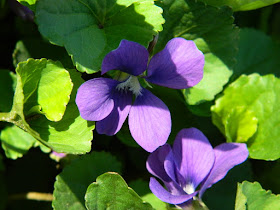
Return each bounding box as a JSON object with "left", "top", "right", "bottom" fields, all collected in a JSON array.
[
  {"left": 212, "top": 74, "right": 280, "bottom": 160},
  {"left": 235, "top": 181, "right": 280, "bottom": 210},
  {"left": 200, "top": 0, "right": 280, "bottom": 11},
  {"left": 36, "top": 0, "right": 164, "bottom": 73},
  {"left": 85, "top": 173, "right": 153, "bottom": 210}
]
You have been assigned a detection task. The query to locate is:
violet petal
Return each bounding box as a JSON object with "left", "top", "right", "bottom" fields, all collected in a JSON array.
[
  {"left": 76, "top": 78, "right": 118, "bottom": 121},
  {"left": 128, "top": 88, "right": 171, "bottom": 152},
  {"left": 149, "top": 177, "right": 197, "bottom": 204},
  {"left": 146, "top": 38, "right": 204, "bottom": 89},
  {"left": 96, "top": 90, "right": 132, "bottom": 135},
  {"left": 147, "top": 145, "right": 186, "bottom": 195},
  {"left": 101, "top": 40, "right": 149, "bottom": 76},
  {"left": 146, "top": 144, "right": 173, "bottom": 183},
  {"left": 199, "top": 143, "right": 249, "bottom": 197},
  {"left": 172, "top": 128, "right": 215, "bottom": 189}
]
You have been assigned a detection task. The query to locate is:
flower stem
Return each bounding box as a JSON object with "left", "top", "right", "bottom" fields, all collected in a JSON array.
[{"left": 8, "top": 192, "right": 53, "bottom": 202}]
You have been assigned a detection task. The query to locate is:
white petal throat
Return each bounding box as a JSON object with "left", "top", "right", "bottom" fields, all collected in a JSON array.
[{"left": 116, "top": 76, "right": 142, "bottom": 96}]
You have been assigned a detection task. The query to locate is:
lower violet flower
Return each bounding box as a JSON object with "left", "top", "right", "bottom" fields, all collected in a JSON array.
[
  {"left": 146, "top": 128, "right": 249, "bottom": 208},
  {"left": 76, "top": 38, "right": 204, "bottom": 152}
]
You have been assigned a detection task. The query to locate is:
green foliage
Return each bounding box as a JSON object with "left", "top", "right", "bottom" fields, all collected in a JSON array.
[
  {"left": 85, "top": 173, "right": 153, "bottom": 210},
  {"left": 235, "top": 181, "right": 280, "bottom": 210},
  {"left": 156, "top": 0, "right": 237, "bottom": 105},
  {"left": 0, "top": 70, "right": 16, "bottom": 112},
  {"left": 212, "top": 74, "right": 280, "bottom": 160},
  {"left": 0, "top": 59, "right": 94, "bottom": 154},
  {"left": 17, "top": 59, "right": 72, "bottom": 122},
  {"left": 36, "top": 0, "right": 164, "bottom": 73},
  {"left": 232, "top": 28, "right": 280, "bottom": 80},
  {"left": 17, "top": 0, "right": 36, "bottom": 11},
  {"left": 183, "top": 54, "right": 232, "bottom": 105},
  {"left": 0, "top": 125, "right": 36, "bottom": 159},
  {"left": 52, "top": 152, "right": 122, "bottom": 210},
  {"left": 199, "top": 0, "right": 280, "bottom": 11}
]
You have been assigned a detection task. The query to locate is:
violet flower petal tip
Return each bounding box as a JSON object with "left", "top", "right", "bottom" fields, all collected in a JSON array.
[
  {"left": 146, "top": 37, "right": 204, "bottom": 89},
  {"left": 172, "top": 128, "right": 215, "bottom": 189},
  {"left": 199, "top": 142, "right": 249, "bottom": 197},
  {"left": 128, "top": 88, "right": 171, "bottom": 152},
  {"left": 75, "top": 78, "right": 118, "bottom": 121},
  {"left": 101, "top": 39, "right": 149, "bottom": 76},
  {"left": 149, "top": 177, "right": 197, "bottom": 205}
]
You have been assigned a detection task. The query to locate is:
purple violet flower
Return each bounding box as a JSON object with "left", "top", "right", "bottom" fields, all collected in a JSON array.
[
  {"left": 76, "top": 38, "right": 204, "bottom": 152},
  {"left": 146, "top": 128, "right": 249, "bottom": 207}
]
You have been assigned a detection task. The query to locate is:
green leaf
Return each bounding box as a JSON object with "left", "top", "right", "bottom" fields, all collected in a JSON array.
[
  {"left": 28, "top": 102, "right": 94, "bottom": 153},
  {"left": 0, "top": 60, "right": 94, "bottom": 154},
  {"left": 155, "top": 0, "right": 238, "bottom": 105},
  {"left": 0, "top": 125, "right": 36, "bottom": 159},
  {"left": 36, "top": 0, "right": 164, "bottom": 74},
  {"left": 129, "top": 179, "right": 168, "bottom": 209},
  {"left": 85, "top": 173, "right": 153, "bottom": 210},
  {"left": 0, "top": 70, "right": 16, "bottom": 112},
  {"left": 17, "top": 0, "right": 36, "bottom": 11},
  {"left": 27, "top": 68, "right": 95, "bottom": 154},
  {"left": 223, "top": 107, "right": 258, "bottom": 143},
  {"left": 53, "top": 152, "right": 122, "bottom": 210},
  {"left": 211, "top": 74, "right": 280, "bottom": 160},
  {"left": 183, "top": 54, "right": 232, "bottom": 105},
  {"left": 235, "top": 181, "right": 280, "bottom": 210},
  {"left": 232, "top": 28, "right": 280, "bottom": 80},
  {"left": 17, "top": 58, "right": 73, "bottom": 121},
  {"left": 199, "top": 0, "right": 280, "bottom": 12}
]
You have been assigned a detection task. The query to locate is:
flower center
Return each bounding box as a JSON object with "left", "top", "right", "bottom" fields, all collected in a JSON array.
[
  {"left": 116, "top": 76, "right": 142, "bottom": 96},
  {"left": 183, "top": 183, "right": 195, "bottom": 194}
]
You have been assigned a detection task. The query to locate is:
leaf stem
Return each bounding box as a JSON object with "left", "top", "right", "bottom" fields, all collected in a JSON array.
[{"left": 8, "top": 192, "right": 53, "bottom": 202}]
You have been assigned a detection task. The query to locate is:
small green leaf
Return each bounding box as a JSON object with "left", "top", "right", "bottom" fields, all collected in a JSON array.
[
  {"left": 155, "top": 0, "right": 238, "bottom": 105},
  {"left": 85, "top": 173, "right": 153, "bottom": 210},
  {"left": 211, "top": 74, "right": 280, "bottom": 160},
  {"left": 17, "top": 58, "right": 73, "bottom": 121},
  {"left": 232, "top": 28, "right": 280, "bottom": 80},
  {"left": 235, "top": 181, "right": 280, "bottom": 210},
  {"left": 0, "top": 125, "right": 36, "bottom": 159},
  {"left": 199, "top": 0, "right": 280, "bottom": 11},
  {"left": 36, "top": 0, "right": 164, "bottom": 73},
  {"left": 0, "top": 70, "right": 16, "bottom": 112},
  {"left": 53, "top": 152, "right": 122, "bottom": 210}
]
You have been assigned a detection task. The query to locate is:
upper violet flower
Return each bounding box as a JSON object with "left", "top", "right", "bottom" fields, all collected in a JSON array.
[
  {"left": 146, "top": 128, "right": 249, "bottom": 208},
  {"left": 76, "top": 38, "right": 204, "bottom": 152}
]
